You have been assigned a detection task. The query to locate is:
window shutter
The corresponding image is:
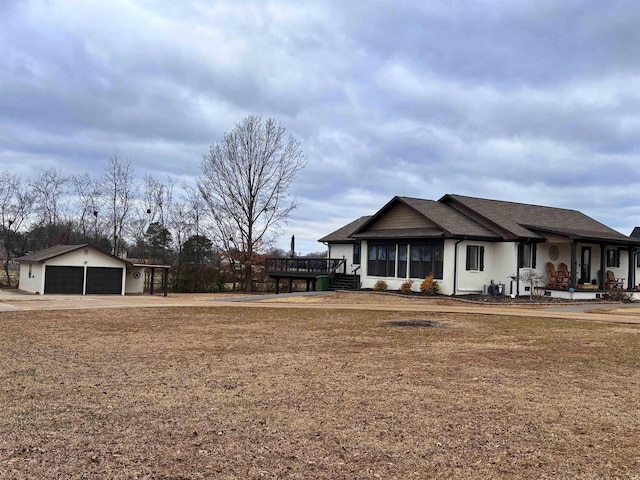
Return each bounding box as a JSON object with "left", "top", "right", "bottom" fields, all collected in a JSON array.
[
  {"left": 616, "top": 250, "right": 620, "bottom": 267},
  {"left": 466, "top": 245, "right": 472, "bottom": 270},
  {"left": 531, "top": 244, "right": 537, "bottom": 269},
  {"left": 479, "top": 246, "right": 485, "bottom": 271}
]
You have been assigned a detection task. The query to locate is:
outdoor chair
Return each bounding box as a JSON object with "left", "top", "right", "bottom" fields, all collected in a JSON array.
[
  {"left": 546, "top": 262, "right": 560, "bottom": 288},
  {"left": 605, "top": 270, "right": 624, "bottom": 289}
]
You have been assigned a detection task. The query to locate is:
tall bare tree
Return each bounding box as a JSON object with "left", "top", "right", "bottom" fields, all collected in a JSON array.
[
  {"left": 102, "top": 154, "right": 136, "bottom": 256},
  {"left": 0, "top": 172, "right": 34, "bottom": 286},
  {"left": 71, "top": 173, "right": 104, "bottom": 242},
  {"left": 30, "top": 168, "right": 68, "bottom": 228},
  {"left": 198, "top": 115, "right": 306, "bottom": 291}
]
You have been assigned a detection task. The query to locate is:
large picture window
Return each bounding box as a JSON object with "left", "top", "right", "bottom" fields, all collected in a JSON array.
[
  {"left": 409, "top": 242, "right": 443, "bottom": 279},
  {"left": 367, "top": 243, "right": 396, "bottom": 277}
]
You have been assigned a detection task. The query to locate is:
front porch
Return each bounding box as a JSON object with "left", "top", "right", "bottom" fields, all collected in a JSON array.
[{"left": 534, "top": 237, "right": 639, "bottom": 300}]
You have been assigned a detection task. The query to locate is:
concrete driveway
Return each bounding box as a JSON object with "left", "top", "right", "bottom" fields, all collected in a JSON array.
[{"left": 1, "top": 289, "right": 639, "bottom": 325}]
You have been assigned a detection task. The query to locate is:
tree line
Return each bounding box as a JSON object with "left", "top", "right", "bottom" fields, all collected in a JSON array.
[{"left": 0, "top": 115, "right": 307, "bottom": 291}]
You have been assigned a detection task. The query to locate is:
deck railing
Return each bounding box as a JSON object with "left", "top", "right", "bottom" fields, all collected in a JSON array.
[{"left": 265, "top": 257, "right": 346, "bottom": 275}]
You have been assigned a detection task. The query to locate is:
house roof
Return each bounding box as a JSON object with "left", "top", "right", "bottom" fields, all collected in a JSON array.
[
  {"left": 318, "top": 216, "right": 372, "bottom": 243},
  {"left": 319, "top": 194, "right": 640, "bottom": 246},
  {"left": 632, "top": 227, "right": 640, "bottom": 238},
  {"left": 16, "top": 244, "right": 133, "bottom": 266},
  {"left": 441, "top": 194, "right": 637, "bottom": 244},
  {"left": 350, "top": 196, "right": 501, "bottom": 240}
]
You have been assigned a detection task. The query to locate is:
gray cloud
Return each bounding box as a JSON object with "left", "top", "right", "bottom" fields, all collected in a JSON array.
[{"left": 1, "top": 0, "right": 639, "bottom": 254}]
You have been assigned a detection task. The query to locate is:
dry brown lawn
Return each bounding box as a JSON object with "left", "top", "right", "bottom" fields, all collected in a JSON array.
[{"left": 1, "top": 305, "right": 640, "bottom": 479}]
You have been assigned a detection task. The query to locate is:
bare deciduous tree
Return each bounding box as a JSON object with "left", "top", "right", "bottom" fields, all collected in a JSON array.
[
  {"left": 30, "top": 168, "right": 69, "bottom": 228},
  {"left": 72, "top": 173, "right": 106, "bottom": 243},
  {"left": 0, "top": 172, "right": 34, "bottom": 286},
  {"left": 102, "top": 154, "right": 136, "bottom": 256},
  {"left": 198, "top": 115, "right": 306, "bottom": 291}
]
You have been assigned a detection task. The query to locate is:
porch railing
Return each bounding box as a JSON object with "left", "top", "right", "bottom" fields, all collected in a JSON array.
[{"left": 265, "top": 257, "right": 346, "bottom": 275}]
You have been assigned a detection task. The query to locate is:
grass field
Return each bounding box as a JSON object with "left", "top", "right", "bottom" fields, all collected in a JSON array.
[{"left": 1, "top": 305, "right": 639, "bottom": 479}]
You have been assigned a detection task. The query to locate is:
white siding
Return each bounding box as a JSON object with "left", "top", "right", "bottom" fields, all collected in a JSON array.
[
  {"left": 18, "top": 263, "right": 43, "bottom": 294},
  {"left": 125, "top": 267, "right": 146, "bottom": 294},
  {"left": 44, "top": 248, "right": 124, "bottom": 268},
  {"left": 328, "top": 243, "right": 360, "bottom": 273}
]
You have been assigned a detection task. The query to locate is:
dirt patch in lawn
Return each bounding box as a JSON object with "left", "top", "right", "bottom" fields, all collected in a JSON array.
[{"left": 1, "top": 306, "right": 639, "bottom": 479}]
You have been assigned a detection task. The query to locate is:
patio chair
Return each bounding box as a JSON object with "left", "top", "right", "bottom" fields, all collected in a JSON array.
[
  {"left": 546, "top": 263, "right": 569, "bottom": 288},
  {"left": 605, "top": 270, "right": 624, "bottom": 289},
  {"left": 557, "top": 263, "right": 570, "bottom": 288}
]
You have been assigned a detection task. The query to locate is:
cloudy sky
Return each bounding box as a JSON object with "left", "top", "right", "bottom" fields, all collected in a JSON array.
[{"left": 2, "top": 0, "right": 640, "bottom": 253}]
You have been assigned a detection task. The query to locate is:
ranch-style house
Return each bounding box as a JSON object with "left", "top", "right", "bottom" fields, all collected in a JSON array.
[{"left": 268, "top": 194, "right": 640, "bottom": 299}]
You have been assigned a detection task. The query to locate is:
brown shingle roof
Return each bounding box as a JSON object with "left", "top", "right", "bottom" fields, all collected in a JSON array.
[
  {"left": 442, "top": 194, "right": 637, "bottom": 244},
  {"left": 353, "top": 227, "right": 445, "bottom": 239},
  {"left": 319, "top": 194, "right": 640, "bottom": 246},
  {"left": 398, "top": 197, "right": 500, "bottom": 238},
  {"left": 318, "top": 216, "right": 372, "bottom": 243}
]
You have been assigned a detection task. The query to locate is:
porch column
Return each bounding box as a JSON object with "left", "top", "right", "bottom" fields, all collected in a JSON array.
[
  {"left": 627, "top": 247, "right": 635, "bottom": 291},
  {"left": 163, "top": 268, "right": 168, "bottom": 297},
  {"left": 149, "top": 267, "right": 155, "bottom": 295},
  {"left": 599, "top": 244, "right": 606, "bottom": 289},
  {"left": 570, "top": 241, "right": 577, "bottom": 289}
]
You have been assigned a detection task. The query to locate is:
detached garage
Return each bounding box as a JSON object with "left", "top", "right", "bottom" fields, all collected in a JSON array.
[{"left": 17, "top": 244, "right": 131, "bottom": 295}]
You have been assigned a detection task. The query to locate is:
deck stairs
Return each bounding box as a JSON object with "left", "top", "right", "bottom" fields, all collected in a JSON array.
[{"left": 329, "top": 273, "right": 360, "bottom": 291}]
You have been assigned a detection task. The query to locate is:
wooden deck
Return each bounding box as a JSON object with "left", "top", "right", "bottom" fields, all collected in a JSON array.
[{"left": 265, "top": 257, "right": 346, "bottom": 293}]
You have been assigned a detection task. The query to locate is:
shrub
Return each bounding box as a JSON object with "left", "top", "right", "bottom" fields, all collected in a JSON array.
[
  {"left": 420, "top": 275, "right": 439, "bottom": 295},
  {"left": 605, "top": 290, "right": 632, "bottom": 302},
  {"left": 399, "top": 279, "right": 414, "bottom": 294},
  {"left": 373, "top": 280, "right": 388, "bottom": 291}
]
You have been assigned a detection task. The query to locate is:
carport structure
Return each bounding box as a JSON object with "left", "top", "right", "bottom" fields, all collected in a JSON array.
[{"left": 17, "top": 244, "right": 132, "bottom": 295}]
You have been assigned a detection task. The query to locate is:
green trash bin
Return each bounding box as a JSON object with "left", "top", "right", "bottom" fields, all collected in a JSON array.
[{"left": 316, "top": 275, "right": 331, "bottom": 291}]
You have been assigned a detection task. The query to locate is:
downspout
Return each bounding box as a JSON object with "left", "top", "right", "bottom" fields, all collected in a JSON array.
[
  {"left": 516, "top": 243, "right": 520, "bottom": 297},
  {"left": 453, "top": 237, "right": 465, "bottom": 296}
]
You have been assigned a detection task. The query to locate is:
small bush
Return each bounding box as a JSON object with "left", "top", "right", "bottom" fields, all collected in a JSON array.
[
  {"left": 373, "top": 280, "right": 388, "bottom": 291},
  {"left": 420, "top": 275, "right": 439, "bottom": 295},
  {"left": 605, "top": 290, "right": 632, "bottom": 302},
  {"left": 399, "top": 279, "right": 414, "bottom": 294}
]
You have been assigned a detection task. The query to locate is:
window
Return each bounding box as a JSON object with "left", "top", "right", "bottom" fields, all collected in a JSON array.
[
  {"left": 637, "top": 253, "right": 640, "bottom": 268},
  {"left": 607, "top": 249, "right": 620, "bottom": 268},
  {"left": 367, "top": 243, "right": 396, "bottom": 277},
  {"left": 410, "top": 242, "right": 444, "bottom": 279},
  {"left": 466, "top": 245, "right": 484, "bottom": 271},
  {"left": 518, "top": 243, "right": 537, "bottom": 268},
  {"left": 353, "top": 244, "right": 361, "bottom": 265}
]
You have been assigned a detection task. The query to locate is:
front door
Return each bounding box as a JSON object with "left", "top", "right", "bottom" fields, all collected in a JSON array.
[{"left": 581, "top": 247, "right": 591, "bottom": 283}]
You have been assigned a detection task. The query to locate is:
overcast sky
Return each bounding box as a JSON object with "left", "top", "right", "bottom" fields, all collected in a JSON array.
[{"left": 2, "top": 0, "right": 640, "bottom": 254}]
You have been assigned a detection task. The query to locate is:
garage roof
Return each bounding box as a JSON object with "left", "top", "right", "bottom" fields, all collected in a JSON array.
[{"left": 16, "top": 244, "right": 132, "bottom": 266}]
